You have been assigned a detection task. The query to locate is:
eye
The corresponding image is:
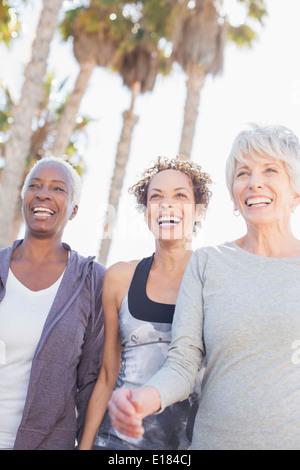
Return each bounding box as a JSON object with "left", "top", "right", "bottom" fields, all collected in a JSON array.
[
  {"left": 28, "top": 183, "right": 39, "bottom": 189},
  {"left": 236, "top": 170, "right": 249, "bottom": 178},
  {"left": 265, "top": 167, "right": 278, "bottom": 174},
  {"left": 52, "top": 185, "right": 67, "bottom": 193},
  {"left": 176, "top": 192, "right": 187, "bottom": 198},
  {"left": 149, "top": 193, "right": 160, "bottom": 200}
]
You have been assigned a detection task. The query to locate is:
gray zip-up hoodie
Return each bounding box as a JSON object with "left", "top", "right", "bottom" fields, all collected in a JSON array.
[{"left": 0, "top": 240, "right": 105, "bottom": 450}]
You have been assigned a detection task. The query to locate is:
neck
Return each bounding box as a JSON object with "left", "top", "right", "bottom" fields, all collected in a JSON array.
[
  {"left": 14, "top": 233, "right": 66, "bottom": 262},
  {"left": 236, "top": 222, "right": 300, "bottom": 257},
  {"left": 153, "top": 239, "right": 193, "bottom": 270}
]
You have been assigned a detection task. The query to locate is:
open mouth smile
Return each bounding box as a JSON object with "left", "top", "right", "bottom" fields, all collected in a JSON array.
[
  {"left": 33, "top": 206, "right": 55, "bottom": 217},
  {"left": 245, "top": 197, "right": 272, "bottom": 208},
  {"left": 157, "top": 215, "right": 182, "bottom": 227}
]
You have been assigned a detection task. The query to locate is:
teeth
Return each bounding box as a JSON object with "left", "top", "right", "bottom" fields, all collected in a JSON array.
[
  {"left": 33, "top": 207, "right": 54, "bottom": 215},
  {"left": 246, "top": 197, "right": 272, "bottom": 207},
  {"left": 158, "top": 216, "right": 181, "bottom": 225}
]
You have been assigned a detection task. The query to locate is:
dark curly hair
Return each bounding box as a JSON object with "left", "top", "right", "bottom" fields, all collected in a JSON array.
[{"left": 129, "top": 156, "right": 212, "bottom": 213}]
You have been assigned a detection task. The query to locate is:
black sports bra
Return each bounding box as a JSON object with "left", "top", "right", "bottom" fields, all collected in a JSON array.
[{"left": 128, "top": 254, "right": 175, "bottom": 324}]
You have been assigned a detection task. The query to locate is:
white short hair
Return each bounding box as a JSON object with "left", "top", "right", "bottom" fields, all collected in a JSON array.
[
  {"left": 21, "top": 156, "right": 82, "bottom": 205},
  {"left": 226, "top": 123, "right": 300, "bottom": 200}
]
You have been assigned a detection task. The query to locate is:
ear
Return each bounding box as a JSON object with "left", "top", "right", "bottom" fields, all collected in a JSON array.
[
  {"left": 232, "top": 196, "right": 239, "bottom": 212},
  {"left": 292, "top": 192, "right": 300, "bottom": 209},
  {"left": 69, "top": 204, "right": 78, "bottom": 221},
  {"left": 195, "top": 203, "right": 205, "bottom": 223},
  {"left": 143, "top": 205, "right": 148, "bottom": 223}
]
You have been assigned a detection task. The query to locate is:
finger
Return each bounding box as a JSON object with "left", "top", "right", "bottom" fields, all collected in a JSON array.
[
  {"left": 109, "top": 412, "right": 144, "bottom": 438},
  {"left": 108, "top": 402, "right": 144, "bottom": 438},
  {"left": 131, "top": 398, "right": 145, "bottom": 414},
  {"left": 108, "top": 400, "right": 141, "bottom": 427},
  {"left": 110, "top": 417, "right": 144, "bottom": 439},
  {"left": 109, "top": 391, "right": 136, "bottom": 417},
  {"left": 108, "top": 397, "right": 136, "bottom": 421}
]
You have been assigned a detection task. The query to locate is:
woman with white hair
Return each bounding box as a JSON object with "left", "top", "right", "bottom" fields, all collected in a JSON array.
[
  {"left": 108, "top": 123, "right": 300, "bottom": 450},
  {"left": 0, "top": 157, "right": 105, "bottom": 450}
]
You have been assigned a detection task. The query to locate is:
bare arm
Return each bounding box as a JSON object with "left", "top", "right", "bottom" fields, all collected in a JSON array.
[
  {"left": 107, "top": 251, "right": 205, "bottom": 439},
  {"left": 78, "top": 265, "right": 123, "bottom": 450}
]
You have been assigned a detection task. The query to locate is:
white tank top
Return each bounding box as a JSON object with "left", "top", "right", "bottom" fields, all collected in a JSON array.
[{"left": 0, "top": 270, "right": 63, "bottom": 449}]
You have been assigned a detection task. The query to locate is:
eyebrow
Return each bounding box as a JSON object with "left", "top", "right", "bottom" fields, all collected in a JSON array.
[
  {"left": 235, "top": 164, "right": 249, "bottom": 171},
  {"left": 29, "top": 177, "right": 68, "bottom": 186},
  {"left": 149, "top": 186, "right": 192, "bottom": 192},
  {"left": 236, "top": 161, "right": 282, "bottom": 171}
]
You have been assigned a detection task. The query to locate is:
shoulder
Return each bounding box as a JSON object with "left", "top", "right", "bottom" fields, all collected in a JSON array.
[
  {"left": 91, "top": 260, "right": 106, "bottom": 280},
  {"left": 0, "top": 241, "right": 23, "bottom": 280},
  {"left": 104, "top": 259, "right": 140, "bottom": 286},
  {"left": 66, "top": 246, "right": 106, "bottom": 285},
  {"left": 189, "top": 242, "right": 236, "bottom": 270},
  {"left": 0, "top": 239, "right": 21, "bottom": 260},
  {"left": 102, "top": 260, "right": 141, "bottom": 309},
  {"left": 0, "top": 246, "right": 12, "bottom": 260},
  {"left": 193, "top": 241, "right": 236, "bottom": 258}
]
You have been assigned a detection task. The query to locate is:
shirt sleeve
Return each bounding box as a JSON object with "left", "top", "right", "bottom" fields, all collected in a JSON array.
[
  {"left": 75, "top": 262, "right": 105, "bottom": 443},
  {"left": 146, "top": 249, "right": 206, "bottom": 411}
]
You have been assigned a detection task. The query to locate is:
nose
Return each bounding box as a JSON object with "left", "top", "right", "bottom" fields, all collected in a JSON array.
[
  {"left": 249, "top": 172, "right": 264, "bottom": 190},
  {"left": 36, "top": 186, "right": 51, "bottom": 199},
  {"left": 160, "top": 197, "right": 174, "bottom": 208}
]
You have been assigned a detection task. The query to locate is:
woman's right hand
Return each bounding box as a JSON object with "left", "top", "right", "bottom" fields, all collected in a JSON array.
[{"left": 108, "top": 386, "right": 161, "bottom": 439}]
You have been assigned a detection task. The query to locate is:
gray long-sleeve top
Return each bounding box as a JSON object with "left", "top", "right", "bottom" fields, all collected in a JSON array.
[{"left": 147, "top": 242, "right": 300, "bottom": 450}]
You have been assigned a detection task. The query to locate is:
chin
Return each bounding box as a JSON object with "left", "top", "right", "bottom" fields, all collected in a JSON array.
[{"left": 245, "top": 215, "right": 276, "bottom": 226}]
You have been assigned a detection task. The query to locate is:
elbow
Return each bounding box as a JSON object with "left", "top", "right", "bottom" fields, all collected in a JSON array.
[{"left": 99, "top": 363, "right": 120, "bottom": 389}]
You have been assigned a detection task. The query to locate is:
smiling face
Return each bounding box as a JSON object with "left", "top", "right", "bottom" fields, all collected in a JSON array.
[
  {"left": 145, "top": 169, "right": 201, "bottom": 241},
  {"left": 232, "top": 154, "right": 300, "bottom": 228},
  {"left": 22, "top": 162, "right": 78, "bottom": 239}
]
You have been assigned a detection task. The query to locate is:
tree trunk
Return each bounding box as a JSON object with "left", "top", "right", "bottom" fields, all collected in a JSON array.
[
  {"left": 50, "top": 60, "right": 96, "bottom": 157},
  {"left": 171, "top": 0, "right": 190, "bottom": 53},
  {"left": 179, "top": 65, "right": 207, "bottom": 159},
  {"left": 0, "top": 0, "right": 64, "bottom": 247},
  {"left": 98, "top": 83, "right": 140, "bottom": 265}
]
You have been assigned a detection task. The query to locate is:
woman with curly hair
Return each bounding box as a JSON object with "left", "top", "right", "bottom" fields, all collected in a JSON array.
[{"left": 79, "top": 156, "right": 212, "bottom": 450}]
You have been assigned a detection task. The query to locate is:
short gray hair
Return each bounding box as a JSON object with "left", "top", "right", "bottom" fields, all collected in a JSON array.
[
  {"left": 21, "top": 156, "right": 82, "bottom": 205},
  {"left": 226, "top": 123, "right": 300, "bottom": 200}
]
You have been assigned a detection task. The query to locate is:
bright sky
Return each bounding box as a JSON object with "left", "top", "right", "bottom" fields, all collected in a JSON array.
[{"left": 2, "top": 0, "right": 300, "bottom": 266}]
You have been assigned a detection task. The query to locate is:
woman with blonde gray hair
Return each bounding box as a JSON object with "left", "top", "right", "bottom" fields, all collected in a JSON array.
[{"left": 108, "top": 123, "right": 300, "bottom": 450}]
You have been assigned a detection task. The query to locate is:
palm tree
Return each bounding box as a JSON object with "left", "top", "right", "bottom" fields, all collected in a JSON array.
[
  {"left": 51, "top": 1, "right": 133, "bottom": 157},
  {"left": 98, "top": 42, "right": 161, "bottom": 264},
  {"left": 0, "top": 0, "right": 65, "bottom": 247},
  {"left": 0, "top": 73, "right": 87, "bottom": 240},
  {"left": 174, "top": 0, "right": 267, "bottom": 159},
  {"left": 98, "top": 0, "right": 180, "bottom": 265},
  {"left": 0, "top": 0, "right": 20, "bottom": 45}
]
